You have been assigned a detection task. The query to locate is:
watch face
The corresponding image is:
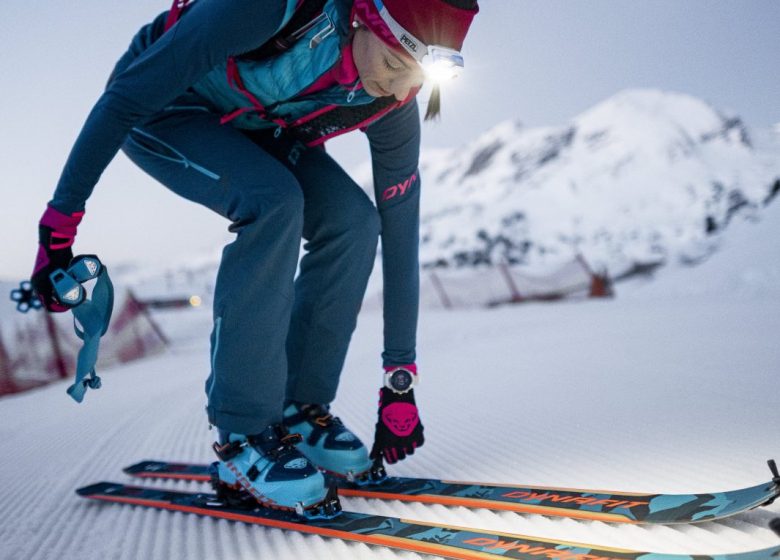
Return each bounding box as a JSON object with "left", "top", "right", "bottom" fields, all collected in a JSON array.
[{"left": 389, "top": 369, "right": 413, "bottom": 392}]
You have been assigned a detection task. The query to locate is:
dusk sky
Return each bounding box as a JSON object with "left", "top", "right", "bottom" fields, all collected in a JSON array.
[{"left": 1, "top": 0, "right": 778, "bottom": 279}]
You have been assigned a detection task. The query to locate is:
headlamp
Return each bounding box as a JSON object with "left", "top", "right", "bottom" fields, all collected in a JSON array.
[
  {"left": 372, "top": 0, "right": 465, "bottom": 83},
  {"left": 421, "top": 45, "right": 464, "bottom": 82}
]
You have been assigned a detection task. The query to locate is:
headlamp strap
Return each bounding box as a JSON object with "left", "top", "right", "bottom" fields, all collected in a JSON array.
[{"left": 373, "top": 0, "right": 428, "bottom": 62}]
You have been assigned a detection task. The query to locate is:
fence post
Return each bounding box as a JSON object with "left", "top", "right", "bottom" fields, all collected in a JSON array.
[
  {"left": 127, "top": 289, "right": 170, "bottom": 348},
  {"left": 428, "top": 270, "right": 452, "bottom": 309},
  {"left": 589, "top": 272, "right": 614, "bottom": 298},
  {"left": 575, "top": 253, "right": 593, "bottom": 275},
  {"left": 575, "top": 253, "right": 613, "bottom": 298},
  {"left": 498, "top": 263, "right": 523, "bottom": 302},
  {"left": 43, "top": 312, "right": 69, "bottom": 379},
  {"left": 0, "top": 331, "right": 18, "bottom": 395}
]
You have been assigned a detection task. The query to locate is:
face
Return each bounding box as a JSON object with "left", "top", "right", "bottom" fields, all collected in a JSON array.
[{"left": 352, "top": 24, "right": 425, "bottom": 101}]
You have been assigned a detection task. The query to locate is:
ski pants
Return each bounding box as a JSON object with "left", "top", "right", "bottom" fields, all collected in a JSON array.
[{"left": 121, "top": 107, "right": 380, "bottom": 435}]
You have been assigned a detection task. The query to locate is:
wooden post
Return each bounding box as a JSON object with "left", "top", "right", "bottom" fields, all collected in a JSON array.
[
  {"left": 589, "top": 273, "right": 614, "bottom": 298},
  {"left": 43, "top": 312, "right": 69, "bottom": 379},
  {"left": 127, "top": 289, "right": 170, "bottom": 348},
  {"left": 0, "top": 330, "right": 18, "bottom": 396},
  {"left": 428, "top": 270, "right": 452, "bottom": 309},
  {"left": 575, "top": 253, "right": 613, "bottom": 298},
  {"left": 498, "top": 263, "right": 523, "bottom": 302}
]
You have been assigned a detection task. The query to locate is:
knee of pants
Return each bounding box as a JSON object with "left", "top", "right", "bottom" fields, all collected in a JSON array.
[
  {"left": 349, "top": 202, "right": 382, "bottom": 245},
  {"left": 231, "top": 181, "right": 305, "bottom": 232},
  {"left": 308, "top": 198, "right": 381, "bottom": 250}
]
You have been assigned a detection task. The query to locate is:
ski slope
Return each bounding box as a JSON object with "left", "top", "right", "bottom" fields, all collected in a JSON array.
[{"left": 1, "top": 209, "right": 779, "bottom": 559}]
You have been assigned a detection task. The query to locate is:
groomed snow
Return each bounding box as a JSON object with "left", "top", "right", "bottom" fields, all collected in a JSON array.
[{"left": 2, "top": 201, "right": 779, "bottom": 559}]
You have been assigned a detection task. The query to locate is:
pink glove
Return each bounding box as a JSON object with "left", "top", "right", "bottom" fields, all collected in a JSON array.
[
  {"left": 31, "top": 205, "right": 84, "bottom": 312},
  {"left": 370, "top": 365, "right": 425, "bottom": 464}
]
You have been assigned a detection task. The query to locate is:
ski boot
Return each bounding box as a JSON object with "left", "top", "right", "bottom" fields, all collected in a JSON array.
[
  {"left": 283, "top": 402, "right": 384, "bottom": 485},
  {"left": 211, "top": 423, "right": 341, "bottom": 518}
]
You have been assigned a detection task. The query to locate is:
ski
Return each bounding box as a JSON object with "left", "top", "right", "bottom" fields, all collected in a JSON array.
[
  {"left": 76, "top": 481, "right": 780, "bottom": 560},
  {"left": 123, "top": 459, "right": 780, "bottom": 525}
]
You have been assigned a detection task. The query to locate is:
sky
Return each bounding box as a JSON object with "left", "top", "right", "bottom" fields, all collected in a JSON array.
[{"left": 1, "top": 0, "right": 778, "bottom": 280}]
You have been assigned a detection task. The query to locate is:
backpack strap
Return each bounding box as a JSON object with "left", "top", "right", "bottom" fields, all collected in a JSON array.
[
  {"left": 164, "top": 0, "right": 190, "bottom": 32},
  {"left": 237, "top": 0, "right": 329, "bottom": 60},
  {"left": 163, "top": 0, "right": 326, "bottom": 50}
]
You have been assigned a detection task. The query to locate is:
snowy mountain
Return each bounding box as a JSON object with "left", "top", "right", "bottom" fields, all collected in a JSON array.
[
  {"left": 620, "top": 179, "right": 780, "bottom": 300},
  {"left": 413, "top": 89, "right": 780, "bottom": 275}
]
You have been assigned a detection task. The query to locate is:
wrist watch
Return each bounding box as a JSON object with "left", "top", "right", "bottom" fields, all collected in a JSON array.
[{"left": 383, "top": 367, "right": 418, "bottom": 395}]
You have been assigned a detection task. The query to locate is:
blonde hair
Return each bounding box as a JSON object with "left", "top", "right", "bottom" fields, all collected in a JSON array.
[{"left": 424, "top": 85, "right": 441, "bottom": 121}]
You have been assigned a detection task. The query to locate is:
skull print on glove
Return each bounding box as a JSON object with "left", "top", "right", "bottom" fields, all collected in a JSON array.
[{"left": 370, "top": 387, "right": 425, "bottom": 464}]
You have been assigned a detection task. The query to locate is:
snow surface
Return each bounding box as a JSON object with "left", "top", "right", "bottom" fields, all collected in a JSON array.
[{"left": 1, "top": 205, "right": 779, "bottom": 559}]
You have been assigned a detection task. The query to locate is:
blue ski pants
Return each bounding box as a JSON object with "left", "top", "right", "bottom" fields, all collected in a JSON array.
[{"left": 121, "top": 107, "right": 380, "bottom": 435}]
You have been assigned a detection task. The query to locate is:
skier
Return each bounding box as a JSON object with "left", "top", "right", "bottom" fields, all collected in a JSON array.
[{"left": 31, "top": 0, "right": 478, "bottom": 513}]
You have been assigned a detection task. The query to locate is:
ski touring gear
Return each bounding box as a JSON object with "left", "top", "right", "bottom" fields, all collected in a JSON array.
[
  {"left": 9, "top": 281, "right": 42, "bottom": 313},
  {"left": 49, "top": 255, "right": 114, "bottom": 403},
  {"left": 24, "top": 235, "right": 114, "bottom": 403},
  {"left": 212, "top": 424, "right": 331, "bottom": 514},
  {"left": 421, "top": 45, "right": 465, "bottom": 81},
  {"left": 125, "top": 458, "right": 780, "bottom": 525},
  {"left": 32, "top": 205, "right": 84, "bottom": 312},
  {"left": 370, "top": 386, "right": 424, "bottom": 464},
  {"left": 78, "top": 478, "right": 780, "bottom": 559},
  {"left": 282, "top": 402, "right": 372, "bottom": 480}
]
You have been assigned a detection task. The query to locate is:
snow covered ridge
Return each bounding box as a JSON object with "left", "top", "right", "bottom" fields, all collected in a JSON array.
[{"left": 417, "top": 89, "right": 780, "bottom": 277}]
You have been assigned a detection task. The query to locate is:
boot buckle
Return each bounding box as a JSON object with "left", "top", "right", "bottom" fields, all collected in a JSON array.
[{"left": 212, "top": 440, "right": 243, "bottom": 461}]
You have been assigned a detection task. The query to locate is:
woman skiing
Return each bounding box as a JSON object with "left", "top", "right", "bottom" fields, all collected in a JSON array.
[{"left": 31, "top": 0, "right": 478, "bottom": 514}]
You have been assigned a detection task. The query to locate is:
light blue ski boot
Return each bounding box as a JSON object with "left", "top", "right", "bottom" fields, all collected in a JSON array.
[
  {"left": 282, "top": 403, "right": 373, "bottom": 482},
  {"left": 211, "top": 423, "right": 339, "bottom": 517}
]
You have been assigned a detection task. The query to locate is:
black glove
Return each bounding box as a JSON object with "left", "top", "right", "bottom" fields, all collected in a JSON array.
[
  {"left": 370, "top": 387, "right": 425, "bottom": 464},
  {"left": 31, "top": 205, "right": 84, "bottom": 312}
]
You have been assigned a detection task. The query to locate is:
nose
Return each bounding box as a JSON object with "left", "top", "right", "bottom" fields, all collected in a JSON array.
[
  {"left": 393, "top": 88, "right": 410, "bottom": 101},
  {"left": 386, "top": 80, "right": 408, "bottom": 101},
  {"left": 389, "top": 78, "right": 419, "bottom": 102}
]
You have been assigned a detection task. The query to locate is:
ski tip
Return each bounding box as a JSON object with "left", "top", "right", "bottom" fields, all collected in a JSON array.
[
  {"left": 123, "top": 460, "right": 160, "bottom": 475},
  {"left": 769, "top": 459, "right": 780, "bottom": 483},
  {"left": 770, "top": 518, "right": 780, "bottom": 538},
  {"left": 76, "top": 482, "right": 124, "bottom": 497}
]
